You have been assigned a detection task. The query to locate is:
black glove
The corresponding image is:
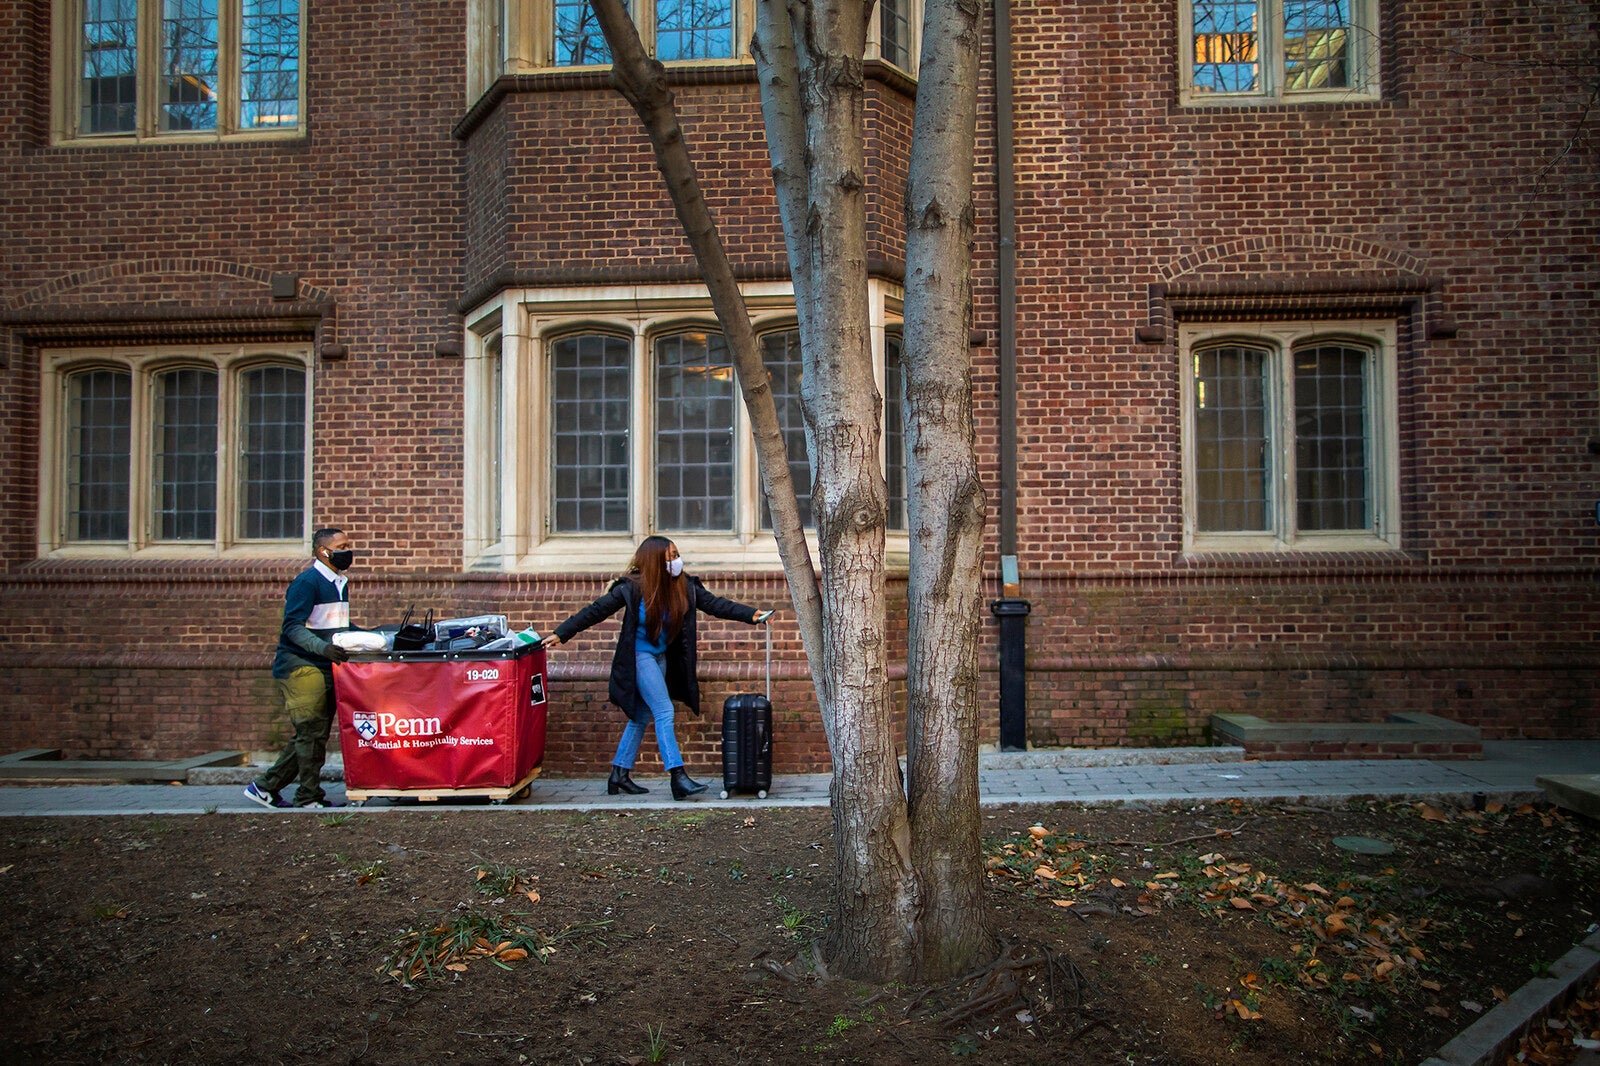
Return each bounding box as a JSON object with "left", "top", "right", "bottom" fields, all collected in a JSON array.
[{"left": 324, "top": 644, "right": 350, "bottom": 663}]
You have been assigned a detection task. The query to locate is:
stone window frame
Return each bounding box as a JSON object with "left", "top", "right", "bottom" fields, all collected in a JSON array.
[
  {"left": 1178, "top": 319, "right": 1401, "bottom": 555},
  {"left": 1177, "top": 0, "right": 1381, "bottom": 107},
  {"left": 50, "top": 0, "right": 307, "bottom": 146},
  {"left": 460, "top": 280, "right": 908, "bottom": 574},
  {"left": 37, "top": 343, "right": 314, "bottom": 560},
  {"left": 468, "top": 0, "right": 917, "bottom": 98}
]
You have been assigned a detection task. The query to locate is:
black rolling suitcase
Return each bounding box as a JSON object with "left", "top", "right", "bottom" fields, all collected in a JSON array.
[{"left": 720, "top": 625, "right": 773, "bottom": 799}]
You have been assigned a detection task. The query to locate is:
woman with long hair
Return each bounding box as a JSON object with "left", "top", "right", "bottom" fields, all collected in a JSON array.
[{"left": 542, "top": 536, "right": 773, "bottom": 799}]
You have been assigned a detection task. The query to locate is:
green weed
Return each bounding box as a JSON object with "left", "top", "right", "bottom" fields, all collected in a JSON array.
[
  {"left": 471, "top": 857, "right": 532, "bottom": 896},
  {"left": 644, "top": 1022, "right": 669, "bottom": 1064}
]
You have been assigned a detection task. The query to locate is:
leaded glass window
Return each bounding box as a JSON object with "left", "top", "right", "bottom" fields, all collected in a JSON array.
[
  {"left": 66, "top": 369, "right": 132, "bottom": 541},
  {"left": 81, "top": 0, "right": 139, "bottom": 134},
  {"left": 1294, "top": 343, "right": 1368, "bottom": 531},
  {"left": 551, "top": 333, "right": 631, "bottom": 533},
  {"left": 66, "top": 0, "right": 303, "bottom": 141},
  {"left": 1183, "top": 325, "right": 1393, "bottom": 552},
  {"left": 758, "top": 329, "right": 813, "bottom": 530},
  {"left": 1184, "top": 0, "right": 1371, "bottom": 103},
  {"left": 555, "top": 0, "right": 614, "bottom": 65},
  {"left": 161, "top": 0, "right": 219, "bottom": 132},
  {"left": 654, "top": 0, "right": 733, "bottom": 60},
  {"left": 49, "top": 351, "right": 308, "bottom": 553},
  {"left": 884, "top": 332, "right": 907, "bottom": 531},
  {"left": 154, "top": 367, "right": 219, "bottom": 540},
  {"left": 879, "top": 0, "right": 912, "bottom": 71},
  {"left": 655, "top": 331, "right": 735, "bottom": 530},
  {"left": 240, "top": 0, "right": 301, "bottom": 128},
  {"left": 239, "top": 364, "right": 305, "bottom": 539},
  {"left": 1193, "top": 345, "right": 1269, "bottom": 532}
]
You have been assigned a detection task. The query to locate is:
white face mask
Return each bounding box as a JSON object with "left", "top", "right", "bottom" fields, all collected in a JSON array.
[{"left": 666, "top": 557, "right": 684, "bottom": 578}]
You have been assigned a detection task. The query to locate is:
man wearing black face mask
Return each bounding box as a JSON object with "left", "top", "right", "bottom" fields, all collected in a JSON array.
[{"left": 244, "top": 527, "right": 355, "bottom": 809}]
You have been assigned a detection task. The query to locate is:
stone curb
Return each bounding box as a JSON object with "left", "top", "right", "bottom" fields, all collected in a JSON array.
[
  {"left": 188, "top": 745, "right": 1254, "bottom": 785},
  {"left": 1419, "top": 930, "right": 1600, "bottom": 1066},
  {"left": 975, "top": 745, "right": 1247, "bottom": 769}
]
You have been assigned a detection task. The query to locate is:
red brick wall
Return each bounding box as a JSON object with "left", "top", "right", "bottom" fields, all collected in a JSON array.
[{"left": 1, "top": 0, "right": 1597, "bottom": 770}]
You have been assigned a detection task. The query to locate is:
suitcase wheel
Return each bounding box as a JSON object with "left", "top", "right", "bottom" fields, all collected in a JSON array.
[
  {"left": 719, "top": 789, "right": 729, "bottom": 799},
  {"left": 757, "top": 789, "right": 767, "bottom": 799}
]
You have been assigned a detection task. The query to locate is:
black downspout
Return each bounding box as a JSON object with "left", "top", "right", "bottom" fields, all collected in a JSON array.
[{"left": 988, "top": 0, "right": 1029, "bottom": 751}]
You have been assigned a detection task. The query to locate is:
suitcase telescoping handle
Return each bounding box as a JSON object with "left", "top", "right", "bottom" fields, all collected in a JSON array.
[{"left": 765, "top": 620, "right": 772, "bottom": 702}]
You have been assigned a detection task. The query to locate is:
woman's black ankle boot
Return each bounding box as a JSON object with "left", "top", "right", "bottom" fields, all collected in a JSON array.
[
  {"left": 607, "top": 765, "right": 648, "bottom": 795},
  {"left": 670, "top": 767, "right": 708, "bottom": 800}
]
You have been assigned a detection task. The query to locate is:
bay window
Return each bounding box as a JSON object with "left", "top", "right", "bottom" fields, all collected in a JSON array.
[{"left": 463, "top": 282, "right": 907, "bottom": 571}]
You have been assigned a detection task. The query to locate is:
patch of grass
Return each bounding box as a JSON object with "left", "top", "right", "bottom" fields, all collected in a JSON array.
[
  {"left": 471, "top": 857, "right": 532, "bottom": 896},
  {"left": 92, "top": 901, "right": 129, "bottom": 921},
  {"left": 981, "top": 823, "right": 1121, "bottom": 904},
  {"left": 319, "top": 813, "right": 355, "bottom": 828}
]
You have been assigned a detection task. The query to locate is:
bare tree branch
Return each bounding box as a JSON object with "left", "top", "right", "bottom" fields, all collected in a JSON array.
[{"left": 589, "top": 0, "right": 828, "bottom": 696}]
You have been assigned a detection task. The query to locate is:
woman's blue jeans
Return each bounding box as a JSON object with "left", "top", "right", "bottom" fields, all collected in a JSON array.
[{"left": 612, "top": 649, "right": 684, "bottom": 771}]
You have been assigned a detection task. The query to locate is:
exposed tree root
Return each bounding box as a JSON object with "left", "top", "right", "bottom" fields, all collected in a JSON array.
[{"left": 903, "top": 940, "right": 1100, "bottom": 1036}]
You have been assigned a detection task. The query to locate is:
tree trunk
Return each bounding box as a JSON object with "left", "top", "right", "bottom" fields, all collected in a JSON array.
[
  {"left": 902, "top": 0, "right": 997, "bottom": 980},
  {"left": 755, "top": 0, "right": 920, "bottom": 981}
]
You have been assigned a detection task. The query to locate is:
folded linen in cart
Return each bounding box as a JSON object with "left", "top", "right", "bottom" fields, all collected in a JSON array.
[{"left": 332, "top": 630, "right": 391, "bottom": 652}]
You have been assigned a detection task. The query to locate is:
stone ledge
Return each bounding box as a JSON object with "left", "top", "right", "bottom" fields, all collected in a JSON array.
[
  {"left": 0, "top": 749, "right": 247, "bottom": 782},
  {"left": 1535, "top": 774, "right": 1600, "bottom": 821},
  {"left": 1210, "top": 712, "right": 1483, "bottom": 760},
  {"left": 1421, "top": 930, "right": 1600, "bottom": 1066}
]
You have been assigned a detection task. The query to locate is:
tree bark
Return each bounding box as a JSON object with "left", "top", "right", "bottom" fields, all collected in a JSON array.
[
  {"left": 901, "top": 0, "right": 997, "bottom": 980},
  {"left": 755, "top": 0, "right": 920, "bottom": 981}
]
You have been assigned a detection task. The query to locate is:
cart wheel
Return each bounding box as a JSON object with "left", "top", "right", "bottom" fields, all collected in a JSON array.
[
  {"left": 757, "top": 789, "right": 767, "bottom": 799},
  {"left": 490, "top": 798, "right": 505, "bottom": 805},
  {"left": 719, "top": 790, "right": 729, "bottom": 799},
  {"left": 514, "top": 785, "right": 531, "bottom": 800}
]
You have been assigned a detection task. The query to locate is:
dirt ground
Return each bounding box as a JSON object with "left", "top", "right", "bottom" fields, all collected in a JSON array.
[{"left": 2, "top": 794, "right": 1596, "bottom": 1065}]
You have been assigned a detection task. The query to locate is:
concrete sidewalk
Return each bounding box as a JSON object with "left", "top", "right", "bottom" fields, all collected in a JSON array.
[{"left": 0, "top": 739, "right": 1593, "bottom": 817}]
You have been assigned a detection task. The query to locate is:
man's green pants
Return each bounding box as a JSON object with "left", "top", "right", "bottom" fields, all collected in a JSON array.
[{"left": 254, "top": 666, "right": 334, "bottom": 806}]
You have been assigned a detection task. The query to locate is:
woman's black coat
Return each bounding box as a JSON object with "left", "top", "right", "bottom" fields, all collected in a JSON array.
[{"left": 553, "top": 575, "right": 758, "bottom": 724}]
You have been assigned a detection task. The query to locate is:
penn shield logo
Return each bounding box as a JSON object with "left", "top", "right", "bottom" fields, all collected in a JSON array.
[{"left": 353, "top": 711, "right": 379, "bottom": 741}]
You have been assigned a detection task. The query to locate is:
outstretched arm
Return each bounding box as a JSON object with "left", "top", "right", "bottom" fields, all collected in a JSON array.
[{"left": 542, "top": 584, "right": 629, "bottom": 647}]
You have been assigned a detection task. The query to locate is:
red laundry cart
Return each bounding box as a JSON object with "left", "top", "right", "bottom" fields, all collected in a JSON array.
[{"left": 334, "top": 643, "right": 548, "bottom": 803}]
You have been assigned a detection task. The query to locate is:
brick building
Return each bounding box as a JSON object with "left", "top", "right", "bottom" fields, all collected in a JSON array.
[{"left": 2, "top": 0, "right": 1596, "bottom": 774}]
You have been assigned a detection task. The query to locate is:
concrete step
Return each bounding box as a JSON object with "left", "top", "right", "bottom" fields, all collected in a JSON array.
[
  {"left": 1534, "top": 774, "right": 1600, "bottom": 820},
  {"left": 0, "top": 750, "right": 247, "bottom": 782},
  {"left": 1211, "top": 712, "right": 1483, "bottom": 760}
]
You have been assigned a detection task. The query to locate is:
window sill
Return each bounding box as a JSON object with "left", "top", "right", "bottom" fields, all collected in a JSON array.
[
  {"left": 1176, "top": 88, "right": 1383, "bottom": 109},
  {"left": 49, "top": 129, "right": 307, "bottom": 149},
  {"left": 1183, "top": 532, "right": 1403, "bottom": 558},
  {"left": 477, "top": 530, "right": 912, "bottom": 575}
]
